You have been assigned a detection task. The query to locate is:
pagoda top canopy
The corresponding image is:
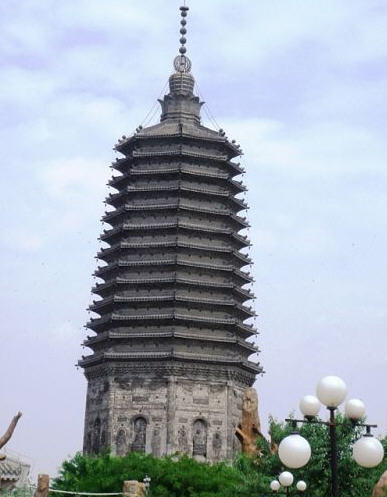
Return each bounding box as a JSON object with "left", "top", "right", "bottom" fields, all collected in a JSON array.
[
  {"left": 115, "top": 6, "right": 243, "bottom": 157},
  {"left": 160, "top": 5, "right": 202, "bottom": 124}
]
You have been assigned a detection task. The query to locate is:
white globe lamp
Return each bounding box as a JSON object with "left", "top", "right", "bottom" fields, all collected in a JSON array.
[
  {"left": 270, "top": 480, "right": 281, "bottom": 492},
  {"left": 300, "top": 395, "right": 320, "bottom": 418},
  {"left": 345, "top": 399, "right": 366, "bottom": 421},
  {"left": 316, "top": 375, "right": 347, "bottom": 408},
  {"left": 278, "top": 433, "right": 311, "bottom": 469},
  {"left": 353, "top": 435, "right": 384, "bottom": 468},
  {"left": 278, "top": 471, "right": 294, "bottom": 487},
  {"left": 296, "top": 481, "right": 307, "bottom": 492}
]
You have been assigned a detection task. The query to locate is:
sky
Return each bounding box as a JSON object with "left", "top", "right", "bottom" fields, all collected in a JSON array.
[{"left": 0, "top": 0, "right": 386, "bottom": 479}]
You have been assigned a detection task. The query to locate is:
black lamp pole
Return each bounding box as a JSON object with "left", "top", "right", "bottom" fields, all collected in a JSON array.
[{"left": 328, "top": 408, "right": 339, "bottom": 497}]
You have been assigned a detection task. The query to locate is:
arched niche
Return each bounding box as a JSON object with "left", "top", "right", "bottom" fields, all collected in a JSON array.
[
  {"left": 131, "top": 416, "right": 147, "bottom": 453},
  {"left": 192, "top": 418, "right": 207, "bottom": 458},
  {"left": 116, "top": 428, "right": 127, "bottom": 456}
]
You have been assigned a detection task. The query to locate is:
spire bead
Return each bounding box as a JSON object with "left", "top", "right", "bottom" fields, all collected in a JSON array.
[{"left": 173, "top": 4, "right": 192, "bottom": 73}]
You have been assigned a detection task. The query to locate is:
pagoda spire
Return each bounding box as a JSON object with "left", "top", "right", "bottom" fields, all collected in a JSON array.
[{"left": 173, "top": 4, "right": 192, "bottom": 74}]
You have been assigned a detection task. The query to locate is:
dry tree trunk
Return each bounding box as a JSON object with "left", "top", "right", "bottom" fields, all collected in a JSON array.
[{"left": 0, "top": 412, "right": 22, "bottom": 450}]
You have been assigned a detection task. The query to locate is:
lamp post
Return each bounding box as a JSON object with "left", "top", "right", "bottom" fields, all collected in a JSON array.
[
  {"left": 270, "top": 471, "right": 307, "bottom": 495},
  {"left": 143, "top": 475, "right": 151, "bottom": 495},
  {"left": 278, "top": 376, "right": 384, "bottom": 497}
]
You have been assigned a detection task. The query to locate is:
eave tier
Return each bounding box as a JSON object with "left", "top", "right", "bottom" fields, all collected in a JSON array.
[
  {"left": 112, "top": 147, "right": 245, "bottom": 176},
  {"left": 88, "top": 294, "right": 255, "bottom": 318},
  {"left": 78, "top": 351, "right": 261, "bottom": 375},
  {"left": 102, "top": 204, "right": 249, "bottom": 228},
  {"left": 94, "top": 259, "right": 254, "bottom": 283},
  {"left": 83, "top": 329, "right": 258, "bottom": 353},
  {"left": 86, "top": 312, "right": 256, "bottom": 338},
  {"left": 97, "top": 242, "right": 252, "bottom": 266},
  {"left": 108, "top": 165, "right": 245, "bottom": 188},
  {"left": 114, "top": 127, "right": 242, "bottom": 159},
  {"left": 100, "top": 222, "right": 250, "bottom": 249},
  {"left": 106, "top": 185, "right": 248, "bottom": 212},
  {"left": 93, "top": 277, "right": 254, "bottom": 301}
]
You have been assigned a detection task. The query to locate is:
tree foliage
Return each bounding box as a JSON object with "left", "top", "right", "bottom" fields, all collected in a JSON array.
[
  {"left": 53, "top": 416, "right": 386, "bottom": 497},
  {"left": 53, "top": 452, "right": 241, "bottom": 497}
]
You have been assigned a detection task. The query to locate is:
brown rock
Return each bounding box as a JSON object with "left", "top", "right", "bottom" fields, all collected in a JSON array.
[
  {"left": 372, "top": 471, "right": 387, "bottom": 497},
  {"left": 235, "top": 388, "right": 263, "bottom": 455},
  {"left": 123, "top": 481, "right": 146, "bottom": 497},
  {"left": 34, "top": 474, "right": 49, "bottom": 497}
]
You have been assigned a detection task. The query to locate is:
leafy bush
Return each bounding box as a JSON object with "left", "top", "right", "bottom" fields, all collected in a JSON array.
[{"left": 53, "top": 452, "right": 241, "bottom": 497}]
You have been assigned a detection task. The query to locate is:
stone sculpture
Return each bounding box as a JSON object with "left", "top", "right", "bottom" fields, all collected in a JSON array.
[
  {"left": 178, "top": 426, "right": 188, "bottom": 453},
  {"left": 372, "top": 471, "right": 387, "bottom": 497},
  {"left": 92, "top": 418, "right": 101, "bottom": 454},
  {"left": 212, "top": 431, "right": 222, "bottom": 460},
  {"left": 122, "top": 481, "right": 146, "bottom": 497},
  {"left": 132, "top": 417, "right": 147, "bottom": 452},
  {"left": 34, "top": 474, "right": 49, "bottom": 497},
  {"left": 235, "top": 388, "right": 263, "bottom": 455},
  {"left": 192, "top": 419, "right": 207, "bottom": 457},
  {"left": 151, "top": 428, "right": 161, "bottom": 457},
  {"left": 116, "top": 429, "right": 127, "bottom": 456}
]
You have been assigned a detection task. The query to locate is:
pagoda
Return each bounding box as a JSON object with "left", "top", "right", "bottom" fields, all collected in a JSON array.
[{"left": 79, "top": 5, "right": 262, "bottom": 461}]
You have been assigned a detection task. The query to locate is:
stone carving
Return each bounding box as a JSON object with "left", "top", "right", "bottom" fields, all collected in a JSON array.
[
  {"left": 116, "top": 429, "right": 127, "bottom": 456},
  {"left": 92, "top": 418, "right": 101, "bottom": 454},
  {"left": 131, "top": 417, "right": 147, "bottom": 452},
  {"left": 372, "top": 471, "right": 387, "bottom": 497},
  {"left": 100, "top": 420, "right": 107, "bottom": 449},
  {"left": 122, "top": 481, "right": 146, "bottom": 497},
  {"left": 178, "top": 426, "right": 188, "bottom": 453},
  {"left": 151, "top": 427, "right": 161, "bottom": 456},
  {"left": 192, "top": 419, "right": 207, "bottom": 457},
  {"left": 34, "top": 474, "right": 49, "bottom": 497},
  {"left": 212, "top": 431, "right": 222, "bottom": 460},
  {"left": 235, "top": 387, "right": 263, "bottom": 455}
]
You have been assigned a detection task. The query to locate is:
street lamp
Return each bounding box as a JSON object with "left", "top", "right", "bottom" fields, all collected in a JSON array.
[
  {"left": 143, "top": 475, "right": 151, "bottom": 495},
  {"left": 278, "top": 375, "right": 384, "bottom": 497},
  {"left": 270, "top": 471, "right": 307, "bottom": 495}
]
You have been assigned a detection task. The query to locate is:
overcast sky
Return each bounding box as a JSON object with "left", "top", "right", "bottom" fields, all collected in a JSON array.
[{"left": 1, "top": 0, "right": 386, "bottom": 479}]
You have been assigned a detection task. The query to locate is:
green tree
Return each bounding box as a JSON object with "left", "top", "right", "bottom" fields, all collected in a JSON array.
[{"left": 53, "top": 452, "right": 241, "bottom": 497}]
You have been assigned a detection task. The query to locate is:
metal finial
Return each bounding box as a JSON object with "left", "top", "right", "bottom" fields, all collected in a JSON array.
[{"left": 173, "top": 4, "right": 192, "bottom": 73}]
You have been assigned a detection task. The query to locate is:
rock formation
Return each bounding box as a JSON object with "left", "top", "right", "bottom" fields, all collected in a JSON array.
[
  {"left": 372, "top": 471, "right": 387, "bottom": 497},
  {"left": 235, "top": 388, "right": 263, "bottom": 455}
]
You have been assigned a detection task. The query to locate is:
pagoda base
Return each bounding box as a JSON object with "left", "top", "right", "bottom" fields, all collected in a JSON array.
[{"left": 83, "top": 361, "right": 255, "bottom": 461}]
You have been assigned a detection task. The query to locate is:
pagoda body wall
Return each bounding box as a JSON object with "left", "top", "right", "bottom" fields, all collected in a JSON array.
[
  {"left": 84, "top": 369, "right": 247, "bottom": 460},
  {"left": 80, "top": 71, "right": 261, "bottom": 461}
]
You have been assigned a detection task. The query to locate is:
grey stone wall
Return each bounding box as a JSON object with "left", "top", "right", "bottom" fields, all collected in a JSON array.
[{"left": 83, "top": 371, "right": 244, "bottom": 460}]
